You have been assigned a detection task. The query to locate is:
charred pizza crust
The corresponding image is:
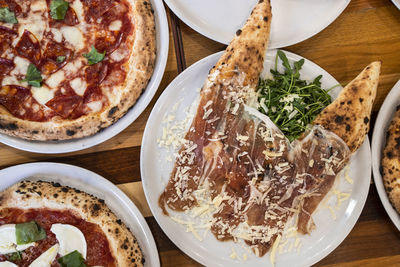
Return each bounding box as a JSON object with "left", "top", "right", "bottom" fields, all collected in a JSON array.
[
  {"left": 313, "top": 61, "right": 381, "bottom": 153},
  {"left": 0, "top": 180, "right": 144, "bottom": 267},
  {"left": 381, "top": 106, "right": 400, "bottom": 213},
  {"left": 0, "top": 0, "right": 156, "bottom": 141}
]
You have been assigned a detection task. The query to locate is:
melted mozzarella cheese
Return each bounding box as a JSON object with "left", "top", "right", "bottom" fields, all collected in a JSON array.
[
  {"left": 31, "top": 86, "right": 55, "bottom": 105},
  {"left": 50, "top": 224, "right": 87, "bottom": 259},
  {"left": 70, "top": 78, "right": 87, "bottom": 96},
  {"left": 46, "top": 70, "right": 65, "bottom": 89},
  {"left": 51, "top": 28, "right": 63, "bottom": 43},
  {"left": 16, "top": 0, "right": 48, "bottom": 42},
  {"left": 71, "top": 0, "right": 85, "bottom": 23},
  {"left": 64, "top": 59, "right": 83, "bottom": 73},
  {"left": 109, "top": 20, "right": 122, "bottom": 31},
  {"left": 111, "top": 47, "right": 129, "bottom": 62},
  {"left": 30, "top": 0, "right": 47, "bottom": 11},
  {"left": 28, "top": 244, "right": 59, "bottom": 267},
  {"left": 60, "top": 26, "right": 85, "bottom": 51},
  {"left": 6, "top": 56, "right": 30, "bottom": 86},
  {"left": 0, "top": 262, "right": 18, "bottom": 267},
  {"left": 1, "top": 76, "right": 22, "bottom": 87},
  {"left": 12, "top": 57, "right": 30, "bottom": 76},
  {"left": 0, "top": 224, "right": 35, "bottom": 254},
  {"left": 87, "top": 100, "right": 103, "bottom": 112}
]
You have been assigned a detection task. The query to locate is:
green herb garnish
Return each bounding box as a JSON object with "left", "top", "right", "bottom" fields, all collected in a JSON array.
[
  {"left": 0, "top": 7, "right": 18, "bottom": 24},
  {"left": 50, "top": 0, "right": 69, "bottom": 20},
  {"left": 8, "top": 251, "right": 22, "bottom": 261},
  {"left": 83, "top": 46, "right": 105, "bottom": 65},
  {"left": 257, "top": 50, "right": 333, "bottom": 142},
  {"left": 21, "top": 64, "right": 43, "bottom": 87},
  {"left": 57, "top": 55, "right": 66, "bottom": 63},
  {"left": 58, "top": 250, "right": 87, "bottom": 267},
  {"left": 15, "top": 221, "right": 46, "bottom": 245}
]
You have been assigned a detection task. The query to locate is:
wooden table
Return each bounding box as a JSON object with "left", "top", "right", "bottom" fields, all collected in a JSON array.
[{"left": 1, "top": 0, "right": 400, "bottom": 266}]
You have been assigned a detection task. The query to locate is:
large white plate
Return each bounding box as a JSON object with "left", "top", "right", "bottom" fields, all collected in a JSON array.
[
  {"left": 164, "top": 0, "right": 350, "bottom": 48},
  {"left": 141, "top": 50, "right": 371, "bottom": 266},
  {"left": 0, "top": 162, "right": 159, "bottom": 267},
  {"left": 0, "top": 0, "right": 169, "bottom": 154},
  {"left": 372, "top": 80, "right": 400, "bottom": 231}
]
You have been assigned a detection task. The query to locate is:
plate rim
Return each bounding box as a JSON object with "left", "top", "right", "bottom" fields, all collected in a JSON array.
[
  {"left": 371, "top": 80, "right": 400, "bottom": 231},
  {"left": 164, "top": 0, "right": 350, "bottom": 48},
  {"left": 141, "top": 50, "right": 371, "bottom": 266},
  {"left": 0, "top": 0, "right": 169, "bottom": 154},
  {"left": 392, "top": 0, "right": 400, "bottom": 10},
  {"left": 0, "top": 162, "right": 160, "bottom": 267}
]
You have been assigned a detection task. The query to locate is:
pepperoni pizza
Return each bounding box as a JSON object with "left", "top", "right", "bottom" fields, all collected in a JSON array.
[{"left": 0, "top": 0, "right": 156, "bottom": 140}]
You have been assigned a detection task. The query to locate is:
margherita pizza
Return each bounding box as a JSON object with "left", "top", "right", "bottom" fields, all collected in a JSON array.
[
  {"left": 0, "top": 180, "right": 144, "bottom": 267},
  {"left": 0, "top": 0, "right": 156, "bottom": 140}
]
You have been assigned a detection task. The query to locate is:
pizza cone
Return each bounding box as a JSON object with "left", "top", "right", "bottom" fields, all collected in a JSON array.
[{"left": 297, "top": 62, "right": 381, "bottom": 234}]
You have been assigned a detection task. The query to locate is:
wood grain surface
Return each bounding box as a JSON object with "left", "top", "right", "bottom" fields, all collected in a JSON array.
[{"left": 1, "top": 0, "right": 400, "bottom": 266}]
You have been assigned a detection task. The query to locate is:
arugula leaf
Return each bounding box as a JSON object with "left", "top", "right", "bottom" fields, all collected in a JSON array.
[
  {"left": 0, "top": 7, "right": 18, "bottom": 24},
  {"left": 257, "top": 51, "right": 332, "bottom": 142},
  {"left": 83, "top": 46, "right": 105, "bottom": 65},
  {"left": 8, "top": 251, "right": 22, "bottom": 261},
  {"left": 15, "top": 221, "right": 46, "bottom": 245},
  {"left": 57, "top": 55, "right": 66, "bottom": 63},
  {"left": 293, "top": 59, "right": 304, "bottom": 78},
  {"left": 21, "top": 64, "right": 43, "bottom": 87},
  {"left": 50, "top": 0, "right": 69, "bottom": 20},
  {"left": 58, "top": 250, "right": 87, "bottom": 267},
  {"left": 277, "top": 50, "right": 292, "bottom": 75}
]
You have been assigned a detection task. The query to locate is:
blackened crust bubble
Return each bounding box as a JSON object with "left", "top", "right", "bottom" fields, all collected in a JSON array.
[
  {"left": 61, "top": 187, "right": 69, "bottom": 193},
  {"left": 108, "top": 106, "right": 118, "bottom": 117},
  {"left": 0, "top": 122, "right": 18, "bottom": 130},
  {"left": 66, "top": 129, "right": 76, "bottom": 136},
  {"left": 52, "top": 182, "right": 61, "bottom": 187},
  {"left": 334, "top": 115, "right": 344, "bottom": 123},
  {"left": 395, "top": 137, "right": 400, "bottom": 149}
]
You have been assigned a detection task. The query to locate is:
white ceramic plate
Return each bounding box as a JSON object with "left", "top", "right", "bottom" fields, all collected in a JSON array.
[
  {"left": 164, "top": 0, "right": 350, "bottom": 48},
  {"left": 141, "top": 50, "right": 371, "bottom": 267},
  {"left": 0, "top": 162, "right": 160, "bottom": 267},
  {"left": 0, "top": 0, "right": 169, "bottom": 154},
  {"left": 372, "top": 80, "right": 400, "bottom": 231},
  {"left": 392, "top": 0, "right": 400, "bottom": 10}
]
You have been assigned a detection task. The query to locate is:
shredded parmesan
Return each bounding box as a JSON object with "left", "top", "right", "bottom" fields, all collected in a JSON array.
[{"left": 270, "top": 235, "right": 281, "bottom": 266}]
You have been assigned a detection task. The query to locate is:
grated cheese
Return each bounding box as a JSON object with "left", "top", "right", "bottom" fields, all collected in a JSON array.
[
  {"left": 270, "top": 234, "right": 281, "bottom": 266},
  {"left": 344, "top": 166, "right": 353, "bottom": 184},
  {"left": 230, "top": 247, "right": 238, "bottom": 260}
]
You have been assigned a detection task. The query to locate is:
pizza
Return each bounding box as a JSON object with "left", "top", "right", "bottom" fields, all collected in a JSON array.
[
  {"left": 0, "top": 180, "right": 144, "bottom": 267},
  {"left": 381, "top": 106, "right": 400, "bottom": 213},
  {"left": 0, "top": 0, "right": 156, "bottom": 140}
]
